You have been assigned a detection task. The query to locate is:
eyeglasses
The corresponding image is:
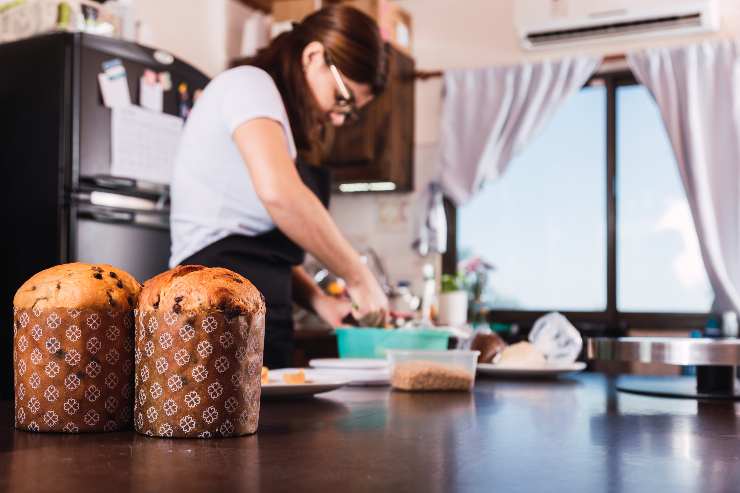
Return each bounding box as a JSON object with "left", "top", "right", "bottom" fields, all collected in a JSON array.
[{"left": 325, "top": 53, "right": 359, "bottom": 123}]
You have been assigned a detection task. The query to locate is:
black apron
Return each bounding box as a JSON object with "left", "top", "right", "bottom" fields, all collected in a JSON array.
[{"left": 181, "top": 162, "right": 331, "bottom": 368}]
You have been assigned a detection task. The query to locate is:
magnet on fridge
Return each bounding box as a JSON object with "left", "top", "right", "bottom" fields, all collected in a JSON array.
[
  {"left": 158, "top": 71, "right": 172, "bottom": 91},
  {"left": 177, "top": 82, "right": 191, "bottom": 119},
  {"left": 140, "top": 69, "right": 163, "bottom": 112}
]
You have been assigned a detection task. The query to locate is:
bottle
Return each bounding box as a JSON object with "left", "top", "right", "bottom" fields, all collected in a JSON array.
[
  {"left": 420, "top": 263, "right": 436, "bottom": 326},
  {"left": 722, "top": 311, "right": 739, "bottom": 338}
]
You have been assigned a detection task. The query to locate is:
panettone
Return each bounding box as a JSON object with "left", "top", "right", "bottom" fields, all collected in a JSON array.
[
  {"left": 12, "top": 262, "right": 140, "bottom": 433},
  {"left": 134, "top": 265, "right": 265, "bottom": 438}
]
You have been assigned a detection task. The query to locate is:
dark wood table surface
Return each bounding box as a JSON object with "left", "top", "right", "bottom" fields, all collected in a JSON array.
[{"left": 1, "top": 372, "right": 739, "bottom": 493}]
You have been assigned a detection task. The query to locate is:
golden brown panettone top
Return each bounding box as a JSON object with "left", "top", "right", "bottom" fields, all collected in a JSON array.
[
  {"left": 138, "top": 265, "right": 265, "bottom": 318},
  {"left": 13, "top": 262, "right": 141, "bottom": 311}
]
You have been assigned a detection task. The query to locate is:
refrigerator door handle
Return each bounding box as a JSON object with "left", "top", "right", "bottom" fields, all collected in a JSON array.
[{"left": 79, "top": 209, "right": 135, "bottom": 224}]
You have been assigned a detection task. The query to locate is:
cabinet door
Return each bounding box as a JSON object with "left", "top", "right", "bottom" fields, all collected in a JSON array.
[{"left": 324, "top": 45, "right": 414, "bottom": 191}]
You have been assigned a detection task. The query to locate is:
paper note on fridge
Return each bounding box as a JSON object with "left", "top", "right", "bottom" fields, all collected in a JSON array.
[
  {"left": 111, "top": 106, "right": 183, "bottom": 185},
  {"left": 98, "top": 58, "right": 131, "bottom": 108},
  {"left": 139, "top": 76, "right": 164, "bottom": 112}
]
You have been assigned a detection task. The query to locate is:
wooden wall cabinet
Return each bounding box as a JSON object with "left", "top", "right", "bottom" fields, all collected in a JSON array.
[{"left": 323, "top": 44, "right": 415, "bottom": 192}]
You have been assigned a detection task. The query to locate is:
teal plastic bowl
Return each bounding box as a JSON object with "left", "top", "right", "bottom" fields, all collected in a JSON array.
[{"left": 335, "top": 327, "right": 450, "bottom": 359}]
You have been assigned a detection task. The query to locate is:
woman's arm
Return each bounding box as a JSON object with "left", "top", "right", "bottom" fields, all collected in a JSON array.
[
  {"left": 233, "top": 118, "right": 387, "bottom": 317},
  {"left": 292, "top": 266, "right": 350, "bottom": 327}
]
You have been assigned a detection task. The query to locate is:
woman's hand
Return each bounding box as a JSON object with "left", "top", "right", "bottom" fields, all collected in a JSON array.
[
  {"left": 345, "top": 266, "right": 389, "bottom": 326},
  {"left": 312, "top": 295, "right": 352, "bottom": 328}
]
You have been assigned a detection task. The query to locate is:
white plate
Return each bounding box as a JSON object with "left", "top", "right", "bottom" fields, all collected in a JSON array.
[
  {"left": 307, "top": 368, "right": 390, "bottom": 387},
  {"left": 476, "top": 361, "right": 587, "bottom": 378},
  {"left": 309, "top": 358, "right": 388, "bottom": 370},
  {"left": 261, "top": 369, "right": 350, "bottom": 399}
]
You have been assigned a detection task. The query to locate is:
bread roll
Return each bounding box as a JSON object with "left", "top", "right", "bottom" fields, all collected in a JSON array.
[
  {"left": 134, "top": 265, "right": 265, "bottom": 438},
  {"left": 12, "top": 262, "right": 140, "bottom": 433}
]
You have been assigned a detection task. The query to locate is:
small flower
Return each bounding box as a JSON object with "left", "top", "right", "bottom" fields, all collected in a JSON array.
[
  {"left": 179, "top": 415, "right": 196, "bottom": 433},
  {"left": 43, "top": 410, "right": 59, "bottom": 428},
  {"left": 44, "top": 361, "right": 60, "bottom": 378},
  {"left": 105, "top": 396, "right": 118, "bottom": 413},
  {"left": 202, "top": 406, "right": 218, "bottom": 424},
  {"left": 146, "top": 406, "right": 158, "bottom": 423},
  {"left": 30, "top": 348, "right": 42, "bottom": 365},
  {"left": 105, "top": 348, "right": 120, "bottom": 366},
  {"left": 45, "top": 337, "right": 60, "bottom": 354},
  {"left": 29, "top": 373, "right": 41, "bottom": 389},
  {"left": 214, "top": 356, "right": 230, "bottom": 374},
  {"left": 106, "top": 325, "right": 120, "bottom": 341},
  {"left": 84, "top": 409, "right": 100, "bottom": 427},
  {"left": 46, "top": 313, "right": 61, "bottom": 329},
  {"left": 140, "top": 365, "right": 150, "bottom": 382},
  {"left": 191, "top": 365, "right": 208, "bottom": 383},
  {"left": 105, "top": 372, "right": 119, "bottom": 389},
  {"left": 174, "top": 349, "right": 190, "bottom": 366},
  {"left": 158, "top": 423, "right": 173, "bottom": 437},
  {"left": 65, "top": 325, "right": 81, "bottom": 342},
  {"left": 164, "top": 311, "right": 178, "bottom": 326},
  {"left": 64, "top": 374, "right": 80, "bottom": 391},
  {"left": 85, "top": 385, "right": 101, "bottom": 402},
  {"left": 159, "top": 333, "right": 173, "bottom": 350},
  {"left": 67, "top": 308, "right": 81, "bottom": 319},
  {"left": 64, "top": 349, "right": 81, "bottom": 366},
  {"left": 86, "top": 313, "right": 101, "bottom": 330},
  {"left": 224, "top": 396, "right": 238, "bottom": 413},
  {"left": 163, "top": 399, "right": 178, "bottom": 416},
  {"left": 27, "top": 421, "right": 39, "bottom": 432},
  {"left": 201, "top": 316, "right": 218, "bottom": 333},
  {"left": 27, "top": 397, "right": 40, "bottom": 414},
  {"left": 31, "top": 325, "right": 42, "bottom": 341},
  {"left": 63, "top": 422, "right": 79, "bottom": 433},
  {"left": 17, "top": 359, "right": 26, "bottom": 376},
  {"left": 219, "top": 419, "right": 234, "bottom": 436},
  {"left": 235, "top": 346, "right": 248, "bottom": 362},
  {"left": 17, "top": 335, "right": 28, "bottom": 352},
  {"left": 196, "top": 340, "right": 213, "bottom": 358},
  {"left": 44, "top": 385, "right": 60, "bottom": 402},
  {"left": 86, "top": 360, "right": 102, "bottom": 378},
  {"left": 64, "top": 398, "right": 80, "bottom": 415},
  {"left": 87, "top": 337, "right": 101, "bottom": 355},
  {"left": 147, "top": 317, "right": 158, "bottom": 334},
  {"left": 19, "top": 312, "right": 30, "bottom": 327},
  {"left": 144, "top": 340, "right": 155, "bottom": 358},
  {"left": 150, "top": 382, "right": 163, "bottom": 400},
  {"left": 219, "top": 331, "right": 234, "bottom": 349},
  {"left": 155, "top": 357, "right": 168, "bottom": 374},
  {"left": 167, "top": 374, "right": 183, "bottom": 392},
  {"left": 184, "top": 391, "right": 201, "bottom": 408},
  {"left": 207, "top": 382, "right": 224, "bottom": 399},
  {"left": 179, "top": 324, "right": 195, "bottom": 342}
]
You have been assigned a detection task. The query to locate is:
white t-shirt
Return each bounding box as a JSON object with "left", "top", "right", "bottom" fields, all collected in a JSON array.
[{"left": 169, "top": 66, "right": 297, "bottom": 267}]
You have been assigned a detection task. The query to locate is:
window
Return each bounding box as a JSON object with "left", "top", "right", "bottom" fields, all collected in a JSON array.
[
  {"left": 452, "top": 72, "right": 713, "bottom": 330},
  {"left": 616, "top": 85, "right": 713, "bottom": 313},
  {"left": 458, "top": 87, "right": 606, "bottom": 311}
]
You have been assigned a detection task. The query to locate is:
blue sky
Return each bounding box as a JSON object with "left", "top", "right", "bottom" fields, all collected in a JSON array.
[{"left": 458, "top": 84, "right": 713, "bottom": 313}]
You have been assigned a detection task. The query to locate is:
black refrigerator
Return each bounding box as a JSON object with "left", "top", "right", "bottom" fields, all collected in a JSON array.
[{"left": 0, "top": 32, "right": 209, "bottom": 398}]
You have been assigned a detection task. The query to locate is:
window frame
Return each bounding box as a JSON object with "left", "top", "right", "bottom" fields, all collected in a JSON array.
[{"left": 444, "top": 69, "right": 710, "bottom": 335}]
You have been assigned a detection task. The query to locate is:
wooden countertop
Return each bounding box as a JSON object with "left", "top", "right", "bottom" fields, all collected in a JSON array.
[{"left": 2, "top": 373, "right": 739, "bottom": 492}]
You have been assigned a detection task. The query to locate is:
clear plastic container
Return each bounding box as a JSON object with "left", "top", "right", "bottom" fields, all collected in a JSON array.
[{"left": 386, "top": 350, "right": 480, "bottom": 391}]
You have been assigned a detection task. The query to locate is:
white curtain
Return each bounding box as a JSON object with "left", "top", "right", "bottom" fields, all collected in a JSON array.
[
  {"left": 628, "top": 39, "right": 740, "bottom": 314},
  {"left": 414, "top": 56, "right": 601, "bottom": 255}
]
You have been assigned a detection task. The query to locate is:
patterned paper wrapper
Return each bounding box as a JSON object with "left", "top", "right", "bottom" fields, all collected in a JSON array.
[
  {"left": 134, "top": 308, "right": 265, "bottom": 438},
  {"left": 12, "top": 305, "right": 135, "bottom": 433}
]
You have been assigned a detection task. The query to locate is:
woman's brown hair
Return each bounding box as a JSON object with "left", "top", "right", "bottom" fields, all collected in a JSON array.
[{"left": 232, "top": 5, "right": 387, "bottom": 154}]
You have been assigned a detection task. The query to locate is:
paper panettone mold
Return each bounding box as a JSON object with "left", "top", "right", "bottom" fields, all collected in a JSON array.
[
  {"left": 12, "top": 263, "right": 141, "bottom": 433},
  {"left": 134, "top": 265, "right": 266, "bottom": 438}
]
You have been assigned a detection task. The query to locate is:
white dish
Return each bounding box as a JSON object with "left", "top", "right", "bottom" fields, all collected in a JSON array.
[
  {"left": 307, "top": 368, "right": 390, "bottom": 387},
  {"left": 476, "top": 361, "right": 587, "bottom": 378},
  {"left": 261, "top": 369, "right": 350, "bottom": 398},
  {"left": 309, "top": 358, "right": 388, "bottom": 370}
]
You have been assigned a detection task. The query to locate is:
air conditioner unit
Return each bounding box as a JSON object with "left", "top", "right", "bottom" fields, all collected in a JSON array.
[{"left": 515, "top": 0, "right": 720, "bottom": 50}]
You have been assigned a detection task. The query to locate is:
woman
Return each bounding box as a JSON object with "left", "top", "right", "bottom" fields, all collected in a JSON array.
[{"left": 169, "top": 5, "right": 389, "bottom": 368}]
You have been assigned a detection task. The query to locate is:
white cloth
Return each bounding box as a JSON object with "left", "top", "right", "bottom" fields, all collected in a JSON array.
[
  {"left": 438, "top": 56, "right": 601, "bottom": 205},
  {"left": 628, "top": 40, "right": 740, "bottom": 314},
  {"left": 414, "top": 56, "right": 600, "bottom": 255},
  {"left": 169, "top": 66, "right": 297, "bottom": 267}
]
